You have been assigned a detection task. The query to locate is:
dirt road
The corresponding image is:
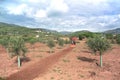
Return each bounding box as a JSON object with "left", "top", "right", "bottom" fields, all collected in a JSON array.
[{"left": 7, "top": 47, "right": 73, "bottom": 80}]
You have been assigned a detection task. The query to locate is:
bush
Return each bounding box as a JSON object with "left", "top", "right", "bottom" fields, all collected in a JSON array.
[
  {"left": 65, "top": 39, "right": 70, "bottom": 44},
  {"left": 79, "top": 34, "right": 84, "bottom": 40},
  {"left": 58, "top": 39, "right": 64, "bottom": 47},
  {"left": 105, "top": 34, "right": 116, "bottom": 44},
  {"left": 23, "top": 37, "right": 37, "bottom": 43},
  {"left": 28, "top": 38, "right": 37, "bottom": 44},
  {"left": 47, "top": 40, "right": 55, "bottom": 48},
  {"left": 105, "top": 34, "right": 113, "bottom": 39},
  {"left": 116, "top": 34, "right": 120, "bottom": 44},
  {"left": 47, "top": 40, "right": 55, "bottom": 53}
]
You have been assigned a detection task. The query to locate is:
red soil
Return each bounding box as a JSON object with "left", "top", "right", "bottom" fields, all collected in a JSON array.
[
  {"left": 0, "top": 41, "right": 120, "bottom": 80},
  {"left": 6, "top": 47, "right": 73, "bottom": 80}
]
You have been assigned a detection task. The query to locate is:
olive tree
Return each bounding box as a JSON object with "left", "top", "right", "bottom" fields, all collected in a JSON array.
[
  {"left": 47, "top": 40, "right": 55, "bottom": 53},
  {"left": 0, "top": 36, "right": 27, "bottom": 67},
  {"left": 0, "top": 36, "right": 13, "bottom": 57},
  {"left": 58, "top": 39, "right": 64, "bottom": 47},
  {"left": 11, "top": 37, "right": 27, "bottom": 68},
  {"left": 87, "top": 36, "right": 111, "bottom": 67}
]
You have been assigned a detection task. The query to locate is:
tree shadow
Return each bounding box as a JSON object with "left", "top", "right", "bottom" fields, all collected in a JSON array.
[
  {"left": 15, "top": 57, "right": 30, "bottom": 63},
  {"left": 81, "top": 50, "right": 92, "bottom": 53},
  {"left": 77, "top": 56, "right": 97, "bottom": 62},
  {"left": 21, "top": 57, "right": 31, "bottom": 62}
]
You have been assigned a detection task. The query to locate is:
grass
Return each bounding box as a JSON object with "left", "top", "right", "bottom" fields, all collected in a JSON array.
[
  {"left": 51, "top": 77, "right": 54, "bottom": 80},
  {"left": 53, "top": 69, "right": 57, "bottom": 72},
  {"left": 78, "top": 74, "right": 84, "bottom": 78},
  {"left": 35, "top": 55, "right": 43, "bottom": 58},
  {"left": 0, "top": 77, "right": 5, "bottom": 80},
  {"left": 62, "top": 59, "right": 70, "bottom": 62},
  {"left": 52, "top": 67, "right": 63, "bottom": 74}
]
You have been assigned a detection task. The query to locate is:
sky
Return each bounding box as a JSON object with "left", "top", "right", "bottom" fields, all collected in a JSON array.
[{"left": 0, "top": 0, "right": 120, "bottom": 32}]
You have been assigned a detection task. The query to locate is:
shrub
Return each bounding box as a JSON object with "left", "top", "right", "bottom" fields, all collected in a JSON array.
[
  {"left": 79, "top": 34, "right": 84, "bottom": 40},
  {"left": 0, "top": 36, "right": 14, "bottom": 57},
  {"left": 47, "top": 40, "right": 55, "bottom": 53},
  {"left": 58, "top": 39, "right": 64, "bottom": 47},
  {"left": 116, "top": 34, "right": 120, "bottom": 44},
  {"left": 105, "top": 34, "right": 113, "bottom": 39},
  {"left": 87, "top": 36, "right": 111, "bottom": 67},
  {"left": 65, "top": 39, "right": 70, "bottom": 44},
  {"left": 105, "top": 34, "right": 116, "bottom": 44}
]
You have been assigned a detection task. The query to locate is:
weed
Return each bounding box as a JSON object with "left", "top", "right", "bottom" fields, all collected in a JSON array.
[
  {"left": 0, "top": 77, "right": 5, "bottom": 80},
  {"left": 51, "top": 77, "right": 54, "bottom": 80},
  {"left": 53, "top": 69, "right": 57, "bottom": 72},
  {"left": 78, "top": 74, "right": 84, "bottom": 78},
  {"left": 63, "top": 59, "right": 70, "bottom": 62}
]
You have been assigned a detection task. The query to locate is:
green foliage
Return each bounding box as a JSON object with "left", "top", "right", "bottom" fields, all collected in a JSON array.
[
  {"left": 105, "top": 33, "right": 116, "bottom": 44},
  {"left": 10, "top": 37, "right": 27, "bottom": 56},
  {"left": 58, "top": 39, "right": 64, "bottom": 47},
  {"left": 78, "top": 34, "right": 84, "bottom": 40},
  {"left": 28, "top": 37, "right": 37, "bottom": 44},
  {"left": 116, "top": 34, "right": 120, "bottom": 44},
  {"left": 0, "top": 36, "right": 15, "bottom": 56},
  {"left": 47, "top": 40, "right": 55, "bottom": 49},
  {"left": 87, "top": 36, "right": 111, "bottom": 67},
  {"left": 105, "top": 34, "right": 114, "bottom": 39},
  {"left": 87, "top": 36, "right": 110, "bottom": 53},
  {"left": 47, "top": 40, "right": 55, "bottom": 53},
  {"left": 11, "top": 37, "right": 27, "bottom": 67},
  {"left": 0, "top": 22, "right": 70, "bottom": 46},
  {"left": 65, "top": 39, "right": 70, "bottom": 44},
  {"left": 0, "top": 36, "right": 11, "bottom": 49},
  {"left": 69, "top": 31, "right": 98, "bottom": 39},
  {"left": 0, "top": 36, "right": 27, "bottom": 67},
  {"left": 0, "top": 22, "right": 33, "bottom": 36}
]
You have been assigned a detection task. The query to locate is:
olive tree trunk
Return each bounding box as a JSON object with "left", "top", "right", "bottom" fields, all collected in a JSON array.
[
  {"left": 17, "top": 55, "right": 21, "bottom": 68},
  {"left": 100, "top": 51, "right": 103, "bottom": 67}
]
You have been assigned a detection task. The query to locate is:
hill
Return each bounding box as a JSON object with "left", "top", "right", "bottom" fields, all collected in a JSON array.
[
  {"left": 68, "top": 30, "right": 96, "bottom": 37},
  {"left": 59, "top": 31, "right": 72, "bottom": 35},
  {"left": 0, "top": 22, "right": 64, "bottom": 43},
  {"left": 0, "top": 22, "right": 60, "bottom": 35},
  {"left": 0, "top": 22, "right": 33, "bottom": 35},
  {"left": 104, "top": 28, "right": 120, "bottom": 34}
]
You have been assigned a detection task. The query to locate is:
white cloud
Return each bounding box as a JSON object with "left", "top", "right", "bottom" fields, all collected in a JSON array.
[
  {"left": 6, "top": 0, "right": 69, "bottom": 19},
  {"left": 47, "top": 0, "right": 69, "bottom": 13},
  {"left": 68, "top": 0, "right": 108, "bottom": 6},
  {"left": 67, "top": 0, "right": 110, "bottom": 16},
  {"left": 7, "top": 4, "right": 27, "bottom": 15},
  {"left": 1, "top": 0, "right": 120, "bottom": 32},
  {"left": 24, "top": 7, "right": 34, "bottom": 18},
  {"left": 34, "top": 9, "right": 47, "bottom": 18},
  {"left": 28, "top": 0, "right": 41, "bottom": 3},
  {"left": 98, "top": 23, "right": 106, "bottom": 26},
  {"left": 83, "top": 0, "right": 107, "bottom": 5}
]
